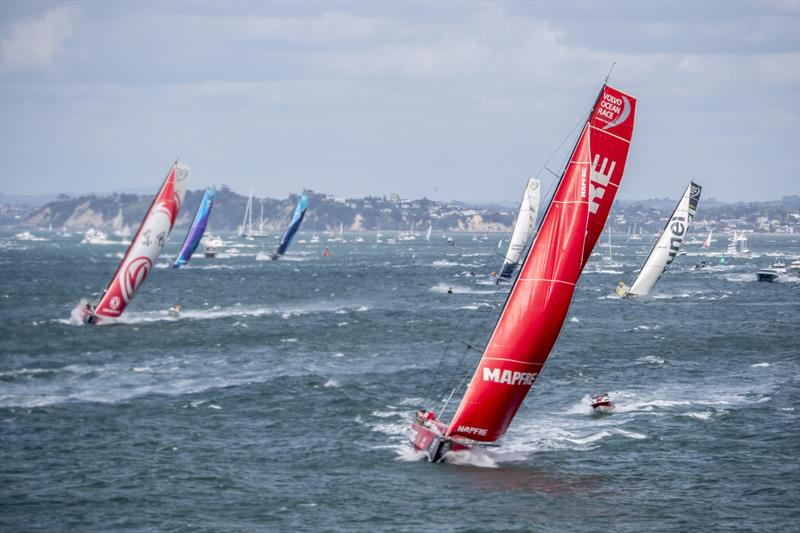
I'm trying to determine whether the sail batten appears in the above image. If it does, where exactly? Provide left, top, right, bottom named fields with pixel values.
left=446, top=85, right=636, bottom=443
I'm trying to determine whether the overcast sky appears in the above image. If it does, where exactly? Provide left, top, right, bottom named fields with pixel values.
left=1, top=1, right=798, bottom=203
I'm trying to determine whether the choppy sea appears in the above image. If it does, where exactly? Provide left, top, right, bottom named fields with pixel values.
left=1, top=230, right=798, bottom=532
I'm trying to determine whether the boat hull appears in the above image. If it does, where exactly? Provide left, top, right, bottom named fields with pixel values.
left=756, top=270, right=779, bottom=282
left=71, top=303, right=107, bottom=326
left=409, top=421, right=470, bottom=463
left=591, top=402, right=615, bottom=415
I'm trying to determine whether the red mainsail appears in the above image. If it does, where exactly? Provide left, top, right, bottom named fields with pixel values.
left=446, top=85, right=636, bottom=442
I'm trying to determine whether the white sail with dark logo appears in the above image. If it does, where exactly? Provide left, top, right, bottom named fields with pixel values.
left=497, top=178, right=540, bottom=280
left=627, top=182, right=701, bottom=297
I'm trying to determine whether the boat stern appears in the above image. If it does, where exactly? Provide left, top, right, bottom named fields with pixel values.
left=409, top=421, right=451, bottom=463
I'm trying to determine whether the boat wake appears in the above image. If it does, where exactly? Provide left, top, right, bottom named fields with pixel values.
left=430, top=283, right=495, bottom=295
left=63, top=301, right=371, bottom=326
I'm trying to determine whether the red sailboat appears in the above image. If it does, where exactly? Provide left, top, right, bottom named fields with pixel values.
left=410, top=83, right=637, bottom=462
left=73, top=161, right=189, bottom=325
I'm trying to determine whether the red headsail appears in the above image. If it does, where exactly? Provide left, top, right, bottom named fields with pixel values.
left=446, top=85, right=636, bottom=442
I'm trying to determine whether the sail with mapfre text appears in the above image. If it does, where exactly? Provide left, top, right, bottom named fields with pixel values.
left=446, top=85, right=636, bottom=442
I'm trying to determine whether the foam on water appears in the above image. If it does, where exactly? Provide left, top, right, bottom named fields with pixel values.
left=430, top=283, right=495, bottom=295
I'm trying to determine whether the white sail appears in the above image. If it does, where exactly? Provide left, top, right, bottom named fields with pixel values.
left=703, top=229, right=712, bottom=248
left=240, top=191, right=253, bottom=237
left=498, top=178, right=540, bottom=279
left=425, top=224, right=432, bottom=241
left=628, top=182, right=701, bottom=297
left=726, top=232, right=738, bottom=255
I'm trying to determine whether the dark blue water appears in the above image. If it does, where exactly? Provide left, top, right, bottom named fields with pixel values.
left=1, top=231, right=798, bottom=532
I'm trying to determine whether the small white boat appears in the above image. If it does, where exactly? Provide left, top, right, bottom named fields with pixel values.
left=168, top=304, right=182, bottom=316
left=204, top=246, right=217, bottom=258
left=81, top=228, right=112, bottom=245
left=756, top=268, right=780, bottom=282
left=14, top=231, right=46, bottom=241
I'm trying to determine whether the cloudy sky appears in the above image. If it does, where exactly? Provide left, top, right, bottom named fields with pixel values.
left=1, top=1, right=798, bottom=203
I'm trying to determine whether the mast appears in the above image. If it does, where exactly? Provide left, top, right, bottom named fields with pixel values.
left=445, top=84, right=636, bottom=443
left=248, top=192, right=253, bottom=235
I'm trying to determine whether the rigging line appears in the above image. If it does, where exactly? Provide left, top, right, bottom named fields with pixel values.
left=451, top=337, right=484, bottom=353
left=423, top=334, right=456, bottom=409
left=533, top=109, right=590, bottom=183
left=424, top=236, right=506, bottom=406
left=435, top=342, right=477, bottom=415
left=605, top=62, right=616, bottom=84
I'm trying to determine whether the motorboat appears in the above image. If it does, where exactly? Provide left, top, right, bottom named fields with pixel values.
left=591, top=392, right=615, bottom=414
left=756, top=268, right=780, bottom=282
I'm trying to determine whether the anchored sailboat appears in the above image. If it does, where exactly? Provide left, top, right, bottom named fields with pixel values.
left=73, top=161, right=190, bottom=325
left=496, top=178, right=540, bottom=282
left=174, top=188, right=215, bottom=268
left=617, top=182, right=701, bottom=298
left=270, top=194, right=309, bottom=260
left=410, top=82, right=637, bottom=462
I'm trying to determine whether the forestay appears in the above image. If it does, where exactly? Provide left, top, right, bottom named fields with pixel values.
left=446, top=85, right=636, bottom=442
left=628, top=182, right=701, bottom=297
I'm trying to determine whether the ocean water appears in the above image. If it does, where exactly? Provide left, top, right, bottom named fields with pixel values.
left=1, top=231, right=798, bottom=532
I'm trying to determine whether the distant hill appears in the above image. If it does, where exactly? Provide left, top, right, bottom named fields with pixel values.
left=6, top=188, right=799, bottom=236
left=16, top=187, right=517, bottom=233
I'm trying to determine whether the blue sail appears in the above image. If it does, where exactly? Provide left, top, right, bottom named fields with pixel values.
left=174, top=188, right=215, bottom=268
left=272, top=194, right=309, bottom=259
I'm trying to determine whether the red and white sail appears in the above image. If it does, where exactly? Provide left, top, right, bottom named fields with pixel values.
left=703, top=229, right=712, bottom=248
left=89, top=161, right=189, bottom=322
left=446, top=85, right=636, bottom=442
